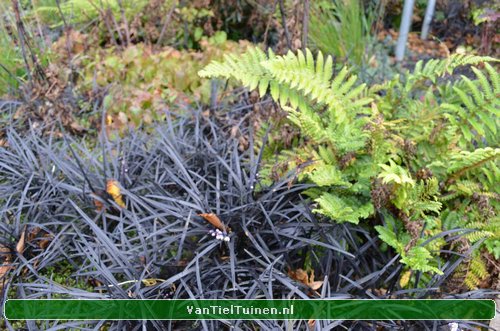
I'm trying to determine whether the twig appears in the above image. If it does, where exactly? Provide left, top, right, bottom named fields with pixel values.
left=263, top=0, right=277, bottom=47
left=156, top=0, right=177, bottom=47
left=182, top=19, right=189, bottom=49
left=102, top=11, right=119, bottom=47
left=54, top=0, right=69, bottom=29
left=108, top=8, right=125, bottom=46
left=11, top=0, right=32, bottom=82
left=302, top=0, right=309, bottom=52
left=92, top=0, right=119, bottom=47
left=31, top=0, right=48, bottom=50
left=117, top=0, right=131, bottom=46
left=278, top=0, right=292, bottom=50
left=54, top=0, right=74, bottom=67
left=210, top=79, right=218, bottom=114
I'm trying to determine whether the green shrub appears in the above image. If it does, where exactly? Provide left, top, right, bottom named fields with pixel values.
left=199, top=47, right=499, bottom=287
left=79, top=38, right=251, bottom=130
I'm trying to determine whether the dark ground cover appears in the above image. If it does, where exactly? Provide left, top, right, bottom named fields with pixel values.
left=0, top=108, right=496, bottom=330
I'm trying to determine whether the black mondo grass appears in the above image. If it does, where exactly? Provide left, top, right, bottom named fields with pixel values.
left=0, top=111, right=496, bottom=331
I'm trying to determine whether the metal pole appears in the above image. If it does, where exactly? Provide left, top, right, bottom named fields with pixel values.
left=421, top=0, right=436, bottom=40
left=395, top=0, right=415, bottom=61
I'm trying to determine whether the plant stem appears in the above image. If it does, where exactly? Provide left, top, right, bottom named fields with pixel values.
left=278, top=0, right=292, bottom=50
left=302, top=0, right=310, bottom=52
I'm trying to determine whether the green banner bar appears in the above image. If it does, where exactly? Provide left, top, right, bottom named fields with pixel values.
left=3, top=299, right=495, bottom=320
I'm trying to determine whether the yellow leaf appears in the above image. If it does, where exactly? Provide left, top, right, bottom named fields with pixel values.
left=400, top=270, right=411, bottom=288
left=106, top=179, right=126, bottom=208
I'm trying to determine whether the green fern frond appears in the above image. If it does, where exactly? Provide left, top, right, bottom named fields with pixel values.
left=464, top=230, right=494, bottom=242
left=441, top=63, right=500, bottom=146
left=447, top=147, right=499, bottom=178
left=401, top=246, right=443, bottom=274
left=448, top=180, right=482, bottom=196
left=308, top=164, right=351, bottom=187
left=313, top=192, right=373, bottom=224
left=463, top=255, right=489, bottom=290
left=412, top=54, right=498, bottom=83
left=375, top=225, right=405, bottom=253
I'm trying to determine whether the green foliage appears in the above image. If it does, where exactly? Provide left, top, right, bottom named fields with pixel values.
left=0, top=25, right=23, bottom=95
left=201, top=47, right=374, bottom=225
left=0, top=2, right=25, bottom=95
left=452, top=254, right=490, bottom=290
left=200, top=47, right=499, bottom=279
left=33, top=0, right=148, bottom=27
left=81, top=39, right=250, bottom=130
left=177, top=6, right=216, bottom=49
left=440, top=64, right=499, bottom=147
left=308, top=0, right=373, bottom=66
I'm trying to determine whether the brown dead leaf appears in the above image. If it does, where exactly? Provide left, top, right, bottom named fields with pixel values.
left=0, top=244, right=10, bottom=257
left=0, top=250, right=15, bottom=291
left=94, top=194, right=105, bottom=212
left=0, top=264, right=14, bottom=279
left=16, top=225, right=26, bottom=255
left=230, top=126, right=239, bottom=138
left=198, top=213, right=228, bottom=232
left=39, top=234, right=54, bottom=250
left=289, top=268, right=308, bottom=284
left=27, top=226, right=41, bottom=242
left=309, top=280, right=324, bottom=291
left=288, top=268, right=324, bottom=291
left=238, top=136, right=249, bottom=151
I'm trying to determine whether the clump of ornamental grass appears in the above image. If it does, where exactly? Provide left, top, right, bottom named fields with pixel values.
left=0, top=110, right=495, bottom=331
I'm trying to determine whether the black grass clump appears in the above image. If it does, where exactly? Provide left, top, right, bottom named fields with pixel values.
left=0, top=111, right=496, bottom=330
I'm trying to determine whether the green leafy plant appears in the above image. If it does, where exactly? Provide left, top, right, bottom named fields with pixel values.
left=309, top=0, right=373, bottom=66
left=0, top=2, right=25, bottom=95
left=199, top=47, right=499, bottom=284
left=80, top=39, right=250, bottom=130
left=33, top=0, right=148, bottom=27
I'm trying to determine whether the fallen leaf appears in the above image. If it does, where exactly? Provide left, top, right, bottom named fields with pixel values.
left=94, top=194, right=105, bottom=212
left=309, top=281, right=324, bottom=291
left=399, top=270, right=411, bottom=288
left=106, top=179, right=126, bottom=208
left=198, top=213, right=228, bottom=232
left=288, top=268, right=324, bottom=291
left=288, top=268, right=308, bottom=284
left=39, top=234, right=54, bottom=250
left=16, top=225, right=27, bottom=255
left=0, top=251, right=14, bottom=291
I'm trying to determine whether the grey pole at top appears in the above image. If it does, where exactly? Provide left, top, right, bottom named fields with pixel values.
left=395, top=0, right=415, bottom=61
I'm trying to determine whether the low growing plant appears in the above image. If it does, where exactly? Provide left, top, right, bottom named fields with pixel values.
left=78, top=38, right=251, bottom=131
left=3, top=111, right=484, bottom=330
